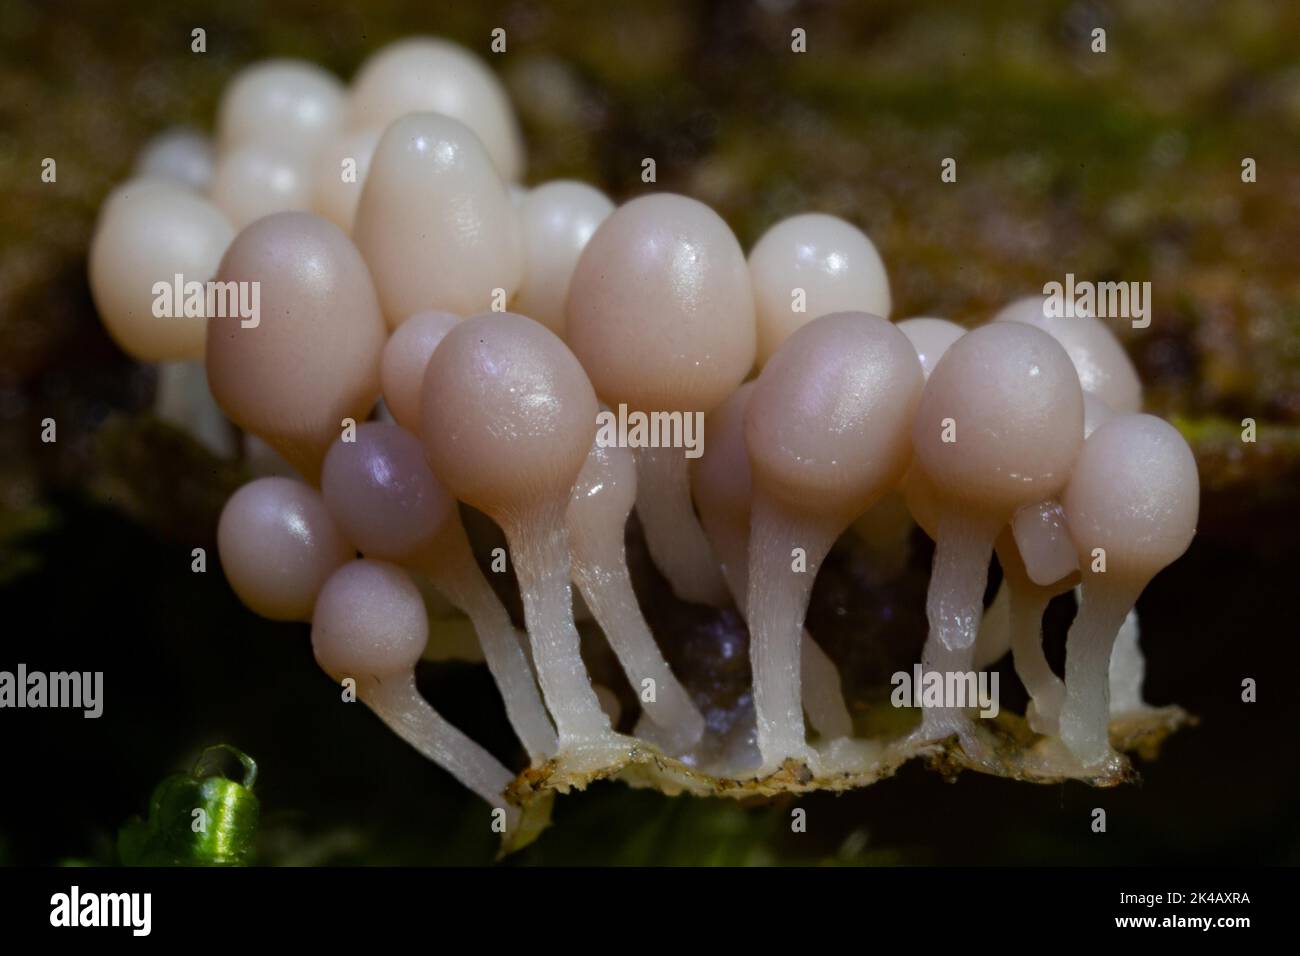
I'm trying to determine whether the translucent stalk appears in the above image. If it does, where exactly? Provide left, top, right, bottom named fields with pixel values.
left=500, top=500, right=616, bottom=753
left=413, top=519, right=557, bottom=764
left=973, top=581, right=1011, bottom=670
left=1107, top=606, right=1146, bottom=715
left=916, top=508, right=999, bottom=751
left=746, top=492, right=840, bottom=772
left=1058, top=580, right=1139, bottom=768
left=365, top=673, right=519, bottom=831
left=1007, top=581, right=1064, bottom=735
left=569, top=516, right=704, bottom=753
left=635, top=445, right=729, bottom=606
left=709, top=514, right=852, bottom=741
left=799, top=636, right=853, bottom=740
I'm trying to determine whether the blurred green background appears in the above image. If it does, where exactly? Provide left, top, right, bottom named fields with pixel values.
left=1, top=0, right=1298, bottom=865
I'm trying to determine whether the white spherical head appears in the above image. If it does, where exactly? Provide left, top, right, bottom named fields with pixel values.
left=1063, top=413, right=1198, bottom=582
left=571, top=436, right=638, bottom=524
left=990, top=295, right=1059, bottom=326
left=513, top=181, right=615, bottom=336
left=216, top=59, right=344, bottom=155
left=994, top=294, right=1142, bottom=413
left=353, top=112, right=522, bottom=326
left=566, top=193, right=756, bottom=414
left=133, top=128, right=214, bottom=192
left=89, top=184, right=234, bottom=361
left=210, top=144, right=313, bottom=230
left=1010, top=499, right=1079, bottom=587
left=310, top=129, right=380, bottom=232
left=748, top=213, right=891, bottom=366
left=1083, top=392, right=1117, bottom=438
left=97, top=178, right=192, bottom=227
left=346, top=37, right=524, bottom=181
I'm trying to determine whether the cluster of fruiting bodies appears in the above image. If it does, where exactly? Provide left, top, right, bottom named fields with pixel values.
left=88, top=37, right=1197, bottom=846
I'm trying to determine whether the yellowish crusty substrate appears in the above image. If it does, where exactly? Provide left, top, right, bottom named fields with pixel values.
left=500, top=705, right=1193, bottom=854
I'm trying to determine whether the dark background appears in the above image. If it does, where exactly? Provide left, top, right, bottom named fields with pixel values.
left=1, top=0, right=1298, bottom=865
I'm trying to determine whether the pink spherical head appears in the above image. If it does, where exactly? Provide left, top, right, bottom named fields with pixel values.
left=320, top=422, right=458, bottom=562
left=206, top=212, right=387, bottom=482
left=420, top=312, right=598, bottom=511
left=746, top=312, right=923, bottom=520
left=380, top=310, right=461, bottom=433
left=913, top=321, right=1084, bottom=516
left=217, top=477, right=354, bottom=621
left=311, top=560, right=428, bottom=681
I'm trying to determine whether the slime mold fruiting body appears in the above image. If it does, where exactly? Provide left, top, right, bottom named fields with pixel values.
left=1058, top=414, right=1198, bottom=769
left=216, top=59, right=345, bottom=156
left=133, top=127, right=215, bottom=193
left=748, top=213, right=892, bottom=367
left=354, top=112, right=522, bottom=324
left=206, top=211, right=387, bottom=483
left=514, top=181, right=615, bottom=336
left=90, top=183, right=233, bottom=362
left=692, top=382, right=854, bottom=750
left=378, top=310, right=461, bottom=433
left=216, top=476, right=353, bottom=622
left=345, top=37, right=524, bottom=181
left=744, top=312, right=921, bottom=773
left=567, top=193, right=756, bottom=607
left=311, top=559, right=522, bottom=831
left=909, top=322, right=1084, bottom=760
left=420, top=313, right=626, bottom=767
